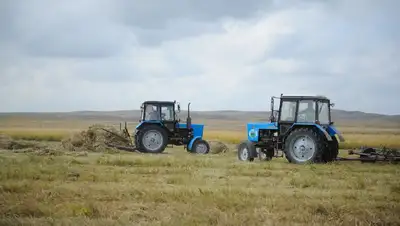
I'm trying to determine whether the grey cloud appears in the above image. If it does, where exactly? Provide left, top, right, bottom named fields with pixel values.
left=4, top=0, right=133, bottom=58
left=0, top=0, right=18, bottom=41
left=262, top=0, right=400, bottom=80
left=1, top=0, right=271, bottom=58
left=117, top=0, right=269, bottom=29
left=132, top=19, right=223, bottom=46
left=0, top=0, right=399, bottom=114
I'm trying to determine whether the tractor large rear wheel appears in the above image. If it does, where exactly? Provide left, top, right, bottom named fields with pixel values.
left=136, top=125, right=168, bottom=153
left=323, top=137, right=339, bottom=162
left=284, top=127, right=324, bottom=164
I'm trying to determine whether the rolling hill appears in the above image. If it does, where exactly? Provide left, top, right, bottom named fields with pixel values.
left=0, top=109, right=399, bottom=128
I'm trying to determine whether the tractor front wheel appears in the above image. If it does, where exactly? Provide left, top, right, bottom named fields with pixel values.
left=237, top=141, right=256, bottom=162
left=191, top=139, right=210, bottom=154
left=136, top=124, right=168, bottom=154
left=284, top=127, right=324, bottom=164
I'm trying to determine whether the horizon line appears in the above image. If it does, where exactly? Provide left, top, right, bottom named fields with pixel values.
left=0, top=108, right=398, bottom=117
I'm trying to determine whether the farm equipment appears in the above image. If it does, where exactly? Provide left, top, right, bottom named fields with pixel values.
left=103, top=100, right=210, bottom=154
left=237, top=94, right=345, bottom=164
left=338, top=146, right=400, bottom=163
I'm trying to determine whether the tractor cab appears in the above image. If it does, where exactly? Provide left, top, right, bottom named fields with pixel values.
left=140, top=100, right=182, bottom=132
left=276, top=95, right=333, bottom=135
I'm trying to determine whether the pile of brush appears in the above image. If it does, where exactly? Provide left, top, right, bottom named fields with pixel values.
left=61, top=124, right=131, bottom=152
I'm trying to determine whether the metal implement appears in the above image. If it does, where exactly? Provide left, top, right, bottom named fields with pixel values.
left=337, top=146, right=400, bottom=163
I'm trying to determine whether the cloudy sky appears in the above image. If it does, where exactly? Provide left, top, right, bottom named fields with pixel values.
left=1, top=0, right=399, bottom=114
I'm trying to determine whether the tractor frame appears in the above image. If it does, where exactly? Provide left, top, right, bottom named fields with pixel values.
left=238, top=94, right=345, bottom=164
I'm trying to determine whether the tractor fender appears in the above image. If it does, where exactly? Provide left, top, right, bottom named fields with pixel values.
left=326, top=125, right=345, bottom=142
left=188, top=136, right=202, bottom=151
left=289, top=123, right=332, bottom=141
left=135, top=121, right=164, bottom=130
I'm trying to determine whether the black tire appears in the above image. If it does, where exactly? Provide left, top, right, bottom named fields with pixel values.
left=284, top=127, right=325, bottom=164
left=135, top=124, right=168, bottom=153
left=191, top=139, right=210, bottom=154
left=259, top=148, right=274, bottom=161
left=237, top=141, right=256, bottom=162
left=323, top=136, right=339, bottom=162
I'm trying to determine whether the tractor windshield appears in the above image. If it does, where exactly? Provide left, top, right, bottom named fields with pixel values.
left=317, top=101, right=330, bottom=124
left=280, top=101, right=296, bottom=121
left=144, top=104, right=160, bottom=120
left=297, top=100, right=316, bottom=122
left=161, top=105, right=174, bottom=121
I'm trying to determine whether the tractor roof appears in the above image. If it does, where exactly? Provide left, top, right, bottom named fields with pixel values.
left=142, top=100, right=175, bottom=105
left=281, top=95, right=330, bottom=101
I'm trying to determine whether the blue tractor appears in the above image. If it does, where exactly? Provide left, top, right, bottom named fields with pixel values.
left=237, top=94, right=345, bottom=164
left=130, top=100, right=210, bottom=154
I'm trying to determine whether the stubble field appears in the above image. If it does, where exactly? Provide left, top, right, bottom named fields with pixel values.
left=0, top=117, right=400, bottom=225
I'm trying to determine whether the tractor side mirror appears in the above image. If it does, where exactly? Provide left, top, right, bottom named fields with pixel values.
left=177, top=104, right=181, bottom=113
left=330, top=103, right=335, bottom=108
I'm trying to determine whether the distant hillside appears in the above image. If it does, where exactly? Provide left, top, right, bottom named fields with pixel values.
left=0, top=109, right=399, bottom=127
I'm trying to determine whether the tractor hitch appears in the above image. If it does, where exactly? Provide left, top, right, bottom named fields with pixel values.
left=104, top=142, right=140, bottom=153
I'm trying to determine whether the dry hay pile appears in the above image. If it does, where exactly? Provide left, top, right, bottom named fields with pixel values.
left=0, top=134, right=43, bottom=150
left=208, top=140, right=230, bottom=154
left=61, top=124, right=131, bottom=152
left=0, top=134, right=62, bottom=156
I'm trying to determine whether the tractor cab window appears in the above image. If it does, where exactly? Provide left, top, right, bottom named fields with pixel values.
left=297, top=100, right=316, bottom=122
left=317, top=101, right=330, bottom=124
left=161, top=105, right=174, bottom=121
left=145, top=104, right=160, bottom=120
left=280, top=101, right=296, bottom=121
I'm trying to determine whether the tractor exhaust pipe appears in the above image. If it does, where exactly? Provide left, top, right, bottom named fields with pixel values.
left=187, top=102, right=192, bottom=130
left=270, top=97, right=275, bottom=122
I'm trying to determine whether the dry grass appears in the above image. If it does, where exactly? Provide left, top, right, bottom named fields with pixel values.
left=2, top=127, right=400, bottom=149
left=0, top=128, right=71, bottom=141
left=0, top=117, right=400, bottom=225
left=0, top=148, right=399, bottom=225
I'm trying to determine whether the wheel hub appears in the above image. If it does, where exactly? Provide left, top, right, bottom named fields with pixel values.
left=240, top=148, right=248, bottom=160
left=291, top=135, right=316, bottom=162
left=195, top=143, right=208, bottom=154
left=142, top=130, right=163, bottom=151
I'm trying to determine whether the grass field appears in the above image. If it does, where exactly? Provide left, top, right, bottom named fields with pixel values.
left=0, top=118, right=400, bottom=225
left=0, top=148, right=399, bottom=225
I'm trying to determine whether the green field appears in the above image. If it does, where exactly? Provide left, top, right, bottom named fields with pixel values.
left=0, top=116, right=400, bottom=225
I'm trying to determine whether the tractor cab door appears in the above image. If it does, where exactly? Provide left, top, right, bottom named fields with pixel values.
left=278, top=100, right=297, bottom=136
left=160, top=105, right=176, bottom=132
